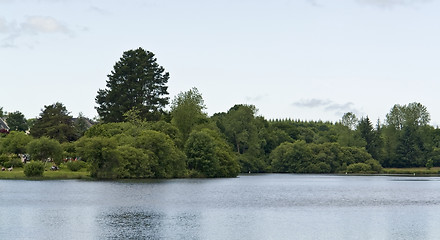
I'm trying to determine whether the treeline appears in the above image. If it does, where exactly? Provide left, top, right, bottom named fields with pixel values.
left=1, top=48, right=438, bottom=178
left=3, top=100, right=436, bottom=178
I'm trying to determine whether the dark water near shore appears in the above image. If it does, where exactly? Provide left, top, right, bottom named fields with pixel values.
left=1, top=174, right=440, bottom=239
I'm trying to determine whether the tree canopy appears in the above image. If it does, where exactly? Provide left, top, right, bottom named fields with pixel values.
left=6, top=111, right=28, bottom=132
left=95, top=47, right=170, bottom=122
left=30, top=102, right=77, bottom=143
left=171, top=87, right=207, bottom=142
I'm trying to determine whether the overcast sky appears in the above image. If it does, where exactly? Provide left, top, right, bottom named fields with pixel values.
left=1, top=0, right=439, bottom=125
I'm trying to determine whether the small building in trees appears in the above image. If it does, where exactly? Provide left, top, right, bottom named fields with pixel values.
left=0, top=118, right=9, bottom=131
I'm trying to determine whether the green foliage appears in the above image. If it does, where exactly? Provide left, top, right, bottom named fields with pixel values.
left=171, top=87, right=208, bottom=142
left=27, top=137, right=63, bottom=165
left=214, top=104, right=268, bottom=172
left=24, top=161, right=45, bottom=177
left=96, top=47, right=170, bottom=122
left=365, top=159, right=383, bottom=173
left=346, top=163, right=371, bottom=173
left=270, top=140, right=378, bottom=173
left=61, top=142, right=76, bottom=159
left=341, top=112, right=358, bottom=130
left=270, top=141, right=313, bottom=173
left=6, top=111, right=28, bottom=132
left=426, top=158, right=434, bottom=169
left=66, top=161, right=86, bottom=171
left=0, top=154, right=10, bottom=166
left=185, top=129, right=239, bottom=177
left=30, top=102, right=77, bottom=143
left=116, top=145, right=154, bottom=178
left=357, top=117, right=383, bottom=161
left=134, top=130, right=186, bottom=178
left=386, top=102, right=430, bottom=130
left=74, top=112, right=92, bottom=138
left=75, top=137, right=118, bottom=178
left=0, top=131, right=32, bottom=155
left=3, top=157, right=24, bottom=168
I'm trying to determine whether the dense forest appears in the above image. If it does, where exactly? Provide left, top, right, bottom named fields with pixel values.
left=1, top=48, right=439, bottom=178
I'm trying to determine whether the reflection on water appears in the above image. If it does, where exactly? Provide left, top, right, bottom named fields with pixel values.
left=1, top=175, right=440, bottom=239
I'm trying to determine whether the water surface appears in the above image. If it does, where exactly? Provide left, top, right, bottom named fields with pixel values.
left=1, top=174, right=440, bottom=239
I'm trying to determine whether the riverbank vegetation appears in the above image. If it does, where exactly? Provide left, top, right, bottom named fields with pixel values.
left=1, top=47, right=440, bottom=179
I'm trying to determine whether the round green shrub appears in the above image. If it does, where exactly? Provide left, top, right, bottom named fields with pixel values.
left=24, top=161, right=45, bottom=177
left=346, top=162, right=372, bottom=173
left=66, top=161, right=86, bottom=172
left=0, top=154, right=11, bottom=166
left=365, top=159, right=383, bottom=173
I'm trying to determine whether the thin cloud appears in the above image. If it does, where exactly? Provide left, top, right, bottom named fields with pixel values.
left=325, top=102, right=354, bottom=111
left=0, top=17, right=9, bottom=32
left=245, top=94, right=268, bottom=102
left=293, top=98, right=331, bottom=108
left=0, top=15, right=72, bottom=48
left=356, top=0, right=431, bottom=8
left=293, top=98, right=361, bottom=117
left=89, top=5, right=111, bottom=15
left=306, top=0, right=431, bottom=8
left=21, top=16, right=69, bottom=34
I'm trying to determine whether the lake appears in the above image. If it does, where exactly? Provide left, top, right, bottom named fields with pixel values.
left=1, top=174, right=440, bottom=239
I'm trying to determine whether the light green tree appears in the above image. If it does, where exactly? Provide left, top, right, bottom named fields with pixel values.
left=27, top=137, right=63, bottom=165
left=171, top=87, right=207, bottom=143
left=0, top=131, right=32, bottom=155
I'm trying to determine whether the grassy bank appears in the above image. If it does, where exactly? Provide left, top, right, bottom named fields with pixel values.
left=382, top=167, right=440, bottom=175
left=1, top=167, right=439, bottom=180
left=0, top=166, right=91, bottom=180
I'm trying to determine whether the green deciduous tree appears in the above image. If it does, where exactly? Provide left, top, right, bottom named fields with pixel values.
left=171, top=87, right=208, bottom=143
left=214, top=104, right=267, bottom=172
left=185, top=129, right=239, bottom=177
left=27, top=137, right=63, bottom=165
left=30, top=102, right=77, bottom=143
left=117, top=145, right=154, bottom=178
left=76, top=136, right=119, bottom=178
left=96, top=47, right=170, bottom=122
left=0, top=131, right=32, bottom=155
left=384, top=102, right=431, bottom=167
left=134, top=130, right=186, bottom=178
left=341, top=112, right=358, bottom=130
left=386, top=102, right=430, bottom=130
left=270, top=141, right=313, bottom=173
left=6, top=111, right=28, bottom=132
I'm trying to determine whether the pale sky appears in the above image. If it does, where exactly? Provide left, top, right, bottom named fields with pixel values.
left=1, top=0, right=440, bottom=125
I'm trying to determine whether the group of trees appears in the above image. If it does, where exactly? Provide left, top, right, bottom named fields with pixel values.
left=1, top=47, right=439, bottom=179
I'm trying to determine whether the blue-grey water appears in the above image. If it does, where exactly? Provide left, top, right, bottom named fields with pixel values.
left=1, top=174, right=440, bottom=240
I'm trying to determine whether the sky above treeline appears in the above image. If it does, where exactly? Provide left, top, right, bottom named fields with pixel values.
left=1, top=0, right=440, bottom=125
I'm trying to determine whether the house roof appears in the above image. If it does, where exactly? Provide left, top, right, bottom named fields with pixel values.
left=0, top=118, right=9, bottom=130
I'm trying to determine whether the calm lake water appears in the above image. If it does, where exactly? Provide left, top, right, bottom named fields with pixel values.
left=1, top=174, right=440, bottom=239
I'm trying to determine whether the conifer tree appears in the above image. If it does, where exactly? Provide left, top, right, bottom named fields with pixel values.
left=96, top=47, right=170, bottom=122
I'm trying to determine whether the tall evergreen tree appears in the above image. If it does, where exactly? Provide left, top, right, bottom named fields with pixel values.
left=358, top=116, right=383, bottom=161
left=95, top=47, right=170, bottom=122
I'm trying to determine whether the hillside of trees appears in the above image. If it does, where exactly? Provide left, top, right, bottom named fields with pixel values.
left=1, top=48, right=439, bottom=178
